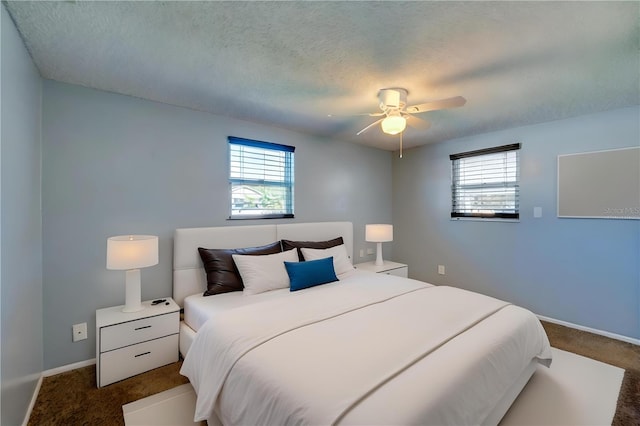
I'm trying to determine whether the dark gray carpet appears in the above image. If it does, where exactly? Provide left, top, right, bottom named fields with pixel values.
left=27, top=361, right=188, bottom=426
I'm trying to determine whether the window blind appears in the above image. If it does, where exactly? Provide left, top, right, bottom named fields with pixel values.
left=450, top=143, right=520, bottom=219
left=229, top=136, right=295, bottom=219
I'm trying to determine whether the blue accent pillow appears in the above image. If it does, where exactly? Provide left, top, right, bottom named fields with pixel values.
left=284, top=257, right=338, bottom=292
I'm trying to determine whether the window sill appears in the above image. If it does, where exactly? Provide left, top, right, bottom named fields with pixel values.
left=228, top=214, right=295, bottom=220
left=451, top=217, right=519, bottom=223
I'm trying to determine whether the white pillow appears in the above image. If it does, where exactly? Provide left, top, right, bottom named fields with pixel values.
left=300, top=244, right=354, bottom=276
left=233, top=249, right=299, bottom=295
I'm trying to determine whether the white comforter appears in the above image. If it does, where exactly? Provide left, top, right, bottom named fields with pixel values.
left=181, top=273, right=552, bottom=425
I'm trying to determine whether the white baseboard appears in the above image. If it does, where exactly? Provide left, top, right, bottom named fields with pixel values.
left=42, top=358, right=96, bottom=377
left=21, top=374, right=43, bottom=426
left=537, top=314, right=640, bottom=346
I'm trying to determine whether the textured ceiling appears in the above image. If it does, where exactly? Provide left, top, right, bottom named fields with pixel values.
left=5, top=1, right=639, bottom=151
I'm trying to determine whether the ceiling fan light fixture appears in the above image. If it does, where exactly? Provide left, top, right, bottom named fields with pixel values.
left=381, top=114, right=406, bottom=135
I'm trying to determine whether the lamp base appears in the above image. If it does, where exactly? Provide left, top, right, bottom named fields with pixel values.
left=122, top=269, right=144, bottom=313
left=374, top=242, right=384, bottom=266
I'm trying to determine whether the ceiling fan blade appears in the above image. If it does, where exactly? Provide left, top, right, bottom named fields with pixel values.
left=404, top=114, right=431, bottom=130
left=405, top=96, right=467, bottom=114
left=328, top=112, right=385, bottom=118
left=356, top=118, right=384, bottom=136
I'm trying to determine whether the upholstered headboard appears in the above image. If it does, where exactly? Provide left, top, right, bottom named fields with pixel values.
left=173, top=221, right=353, bottom=306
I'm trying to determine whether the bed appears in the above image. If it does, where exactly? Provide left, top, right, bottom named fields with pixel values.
left=174, top=221, right=552, bottom=425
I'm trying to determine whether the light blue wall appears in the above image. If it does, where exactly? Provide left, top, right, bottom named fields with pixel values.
left=41, top=80, right=393, bottom=369
left=392, top=106, right=640, bottom=339
left=9, top=14, right=637, bottom=376
left=1, top=5, right=44, bottom=425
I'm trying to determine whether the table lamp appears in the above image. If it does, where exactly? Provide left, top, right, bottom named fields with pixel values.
left=107, top=235, right=158, bottom=312
left=365, top=224, right=393, bottom=266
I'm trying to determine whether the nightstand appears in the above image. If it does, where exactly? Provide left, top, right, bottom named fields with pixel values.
left=96, top=298, right=180, bottom=387
left=355, top=260, right=408, bottom=278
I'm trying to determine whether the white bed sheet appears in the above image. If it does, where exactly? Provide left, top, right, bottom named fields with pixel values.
left=183, top=269, right=366, bottom=332
left=184, top=288, right=288, bottom=332
left=181, top=272, right=552, bottom=425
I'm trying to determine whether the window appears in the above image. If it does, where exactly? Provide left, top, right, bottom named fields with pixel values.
left=450, top=143, right=520, bottom=220
left=229, top=136, right=295, bottom=219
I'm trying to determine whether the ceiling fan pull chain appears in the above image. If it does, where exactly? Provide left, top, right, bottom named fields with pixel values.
left=399, top=132, right=403, bottom=158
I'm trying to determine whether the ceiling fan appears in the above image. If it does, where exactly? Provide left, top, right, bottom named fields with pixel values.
left=352, top=88, right=467, bottom=137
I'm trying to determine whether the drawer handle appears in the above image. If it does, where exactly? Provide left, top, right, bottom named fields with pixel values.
left=134, top=325, right=152, bottom=331
left=135, top=351, right=151, bottom=358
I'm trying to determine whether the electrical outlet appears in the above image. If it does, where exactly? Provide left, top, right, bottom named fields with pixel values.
left=359, top=249, right=364, bottom=258
left=72, top=323, right=87, bottom=342
left=438, top=265, right=446, bottom=275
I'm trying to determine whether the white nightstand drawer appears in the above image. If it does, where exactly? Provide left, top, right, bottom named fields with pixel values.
left=100, top=334, right=179, bottom=386
left=384, top=267, right=408, bottom=278
left=101, top=311, right=179, bottom=352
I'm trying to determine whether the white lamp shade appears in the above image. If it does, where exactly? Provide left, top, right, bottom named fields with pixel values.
left=381, top=115, right=406, bottom=135
left=107, top=235, right=158, bottom=270
left=365, top=224, right=393, bottom=243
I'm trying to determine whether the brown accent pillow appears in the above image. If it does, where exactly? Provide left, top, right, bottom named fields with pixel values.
left=281, top=237, right=344, bottom=261
left=198, top=241, right=282, bottom=296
